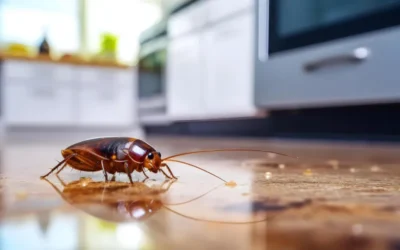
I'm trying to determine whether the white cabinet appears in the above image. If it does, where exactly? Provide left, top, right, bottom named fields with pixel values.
left=1, top=60, right=137, bottom=128
left=77, top=68, right=135, bottom=126
left=204, top=11, right=256, bottom=115
left=207, top=0, right=254, bottom=23
left=2, top=61, right=76, bottom=126
left=4, top=82, right=76, bottom=126
left=166, top=32, right=207, bottom=118
left=168, top=0, right=209, bottom=38
left=166, top=2, right=257, bottom=120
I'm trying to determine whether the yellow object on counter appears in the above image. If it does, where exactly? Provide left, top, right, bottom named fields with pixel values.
left=5, top=43, right=30, bottom=56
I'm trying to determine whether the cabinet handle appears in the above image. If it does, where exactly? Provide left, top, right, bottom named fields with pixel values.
left=303, top=47, right=370, bottom=72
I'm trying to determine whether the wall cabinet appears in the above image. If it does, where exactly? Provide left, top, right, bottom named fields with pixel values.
left=1, top=60, right=136, bottom=127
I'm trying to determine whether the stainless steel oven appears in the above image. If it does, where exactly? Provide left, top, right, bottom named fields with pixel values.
left=268, top=0, right=400, bottom=55
left=255, top=0, right=400, bottom=109
left=137, top=19, right=170, bottom=125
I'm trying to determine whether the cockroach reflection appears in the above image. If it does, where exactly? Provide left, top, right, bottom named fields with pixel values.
left=40, top=137, right=295, bottom=184
left=42, top=176, right=268, bottom=224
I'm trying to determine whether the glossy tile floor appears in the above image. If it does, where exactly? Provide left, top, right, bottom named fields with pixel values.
left=1, top=135, right=400, bottom=250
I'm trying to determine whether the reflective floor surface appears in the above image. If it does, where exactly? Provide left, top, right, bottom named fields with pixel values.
left=1, top=135, right=400, bottom=250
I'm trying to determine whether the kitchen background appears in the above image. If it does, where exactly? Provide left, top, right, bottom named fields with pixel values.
left=1, top=0, right=400, bottom=142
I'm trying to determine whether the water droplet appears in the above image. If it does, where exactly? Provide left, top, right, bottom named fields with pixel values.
left=265, top=172, right=272, bottom=180
left=278, top=164, right=285, bottom=169
left=267, top=153, right=276, bottom=159
left=303, top=169, right=312, bottom=176
left=349, top=168, right=357, bottom=173
left=225, top=181, right=237, bottom=187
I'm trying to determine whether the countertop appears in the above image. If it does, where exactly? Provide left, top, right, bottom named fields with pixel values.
left=1, top=135, right=400, bottom=250
left=0, top=53, right=131, bottom=69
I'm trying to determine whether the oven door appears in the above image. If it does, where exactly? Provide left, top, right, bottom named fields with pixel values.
left=254, top=0, right=400, bottom=109
left=268, top=0, right=400, bottom=55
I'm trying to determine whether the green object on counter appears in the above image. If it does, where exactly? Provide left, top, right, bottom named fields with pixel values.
left=100, top=33, right=118, bottom=55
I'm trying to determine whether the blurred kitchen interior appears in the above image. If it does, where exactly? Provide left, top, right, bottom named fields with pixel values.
left=1, top=0, right=400, bottom=143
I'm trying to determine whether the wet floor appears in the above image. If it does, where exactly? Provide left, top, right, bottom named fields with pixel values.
left=1, top=135, right=400, bottom=250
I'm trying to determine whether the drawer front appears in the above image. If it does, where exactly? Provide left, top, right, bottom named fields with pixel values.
left=168, top=1, right=209, bottom=38
left=3, top=60, right=75, bottom=84
left=3, top=82, right=75, bottom=125
left=76, top=68, right=134, bottom=126
left=255, top=27, right=400, bottom=109
left=2, top=60, right=38, bottom=80
left=77, top=81, right=134, bottom=126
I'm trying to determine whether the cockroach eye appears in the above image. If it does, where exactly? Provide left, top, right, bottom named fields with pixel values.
left=148, top=153, right=154, bottom=160
left=157, top=152, right=161, bottom=157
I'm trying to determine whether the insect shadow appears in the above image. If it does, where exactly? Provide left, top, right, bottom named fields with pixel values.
left=40, top=136, right=296, bottom=184
left=42, top=176, right=270, bottom=224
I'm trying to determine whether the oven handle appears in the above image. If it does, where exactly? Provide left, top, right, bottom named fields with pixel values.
left=303, top=47, right=370, bottom=72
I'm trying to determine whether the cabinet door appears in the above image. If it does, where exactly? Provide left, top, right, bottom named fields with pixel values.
left=168, top=1, right=209, bottom=39
left=77, top=68, right=134, bottom=126
left=204, top=12, right=256, bottom=115
left=3, top=81, right=75, bottom=126
left=2, top=61, right=76, bottom=126
left=166, top=32, right=207, bottom=119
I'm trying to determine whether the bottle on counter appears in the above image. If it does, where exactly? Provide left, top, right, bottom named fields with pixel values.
left=38, top=31, right=51, bottom=55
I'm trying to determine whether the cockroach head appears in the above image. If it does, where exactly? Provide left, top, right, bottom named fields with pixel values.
left=143, top=151, right=162, bottom=173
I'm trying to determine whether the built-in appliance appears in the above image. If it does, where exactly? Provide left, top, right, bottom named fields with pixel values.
left=137, top=18, right=170, bottom=125
left=269, top=0, right=400, bottom=55
left=255, top=0, right=400, bottom=109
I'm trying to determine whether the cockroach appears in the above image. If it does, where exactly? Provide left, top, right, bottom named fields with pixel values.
left=43, top=176, right=269, bottom=224
left=40, top=137, right=294, bottom=184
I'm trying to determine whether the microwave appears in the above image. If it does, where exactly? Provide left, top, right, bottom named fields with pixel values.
left=255, top=0, right=400, bottom=109
left=137, top=19, right=170, bottom=125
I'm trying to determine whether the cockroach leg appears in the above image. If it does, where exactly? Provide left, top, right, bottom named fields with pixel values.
left=161, top=163, right=178, bottom=179
left=41, top=178, right=63, bottom=197
left=124, top=162, right=134, bottom=184
left=159, top=179, right=171, bottom=190
left=142, top=169, right=150, bottom=179
left=40, top=153, right=77, bottom=179
left=55, top=174, right=67, bottom=187
left=100, top=160, right=108, bottom=182
left=160, top=168, right=172, bottom=179
left=161, top=179, right=176, bottom=192
left=55, top=161, right=68, bottom=175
